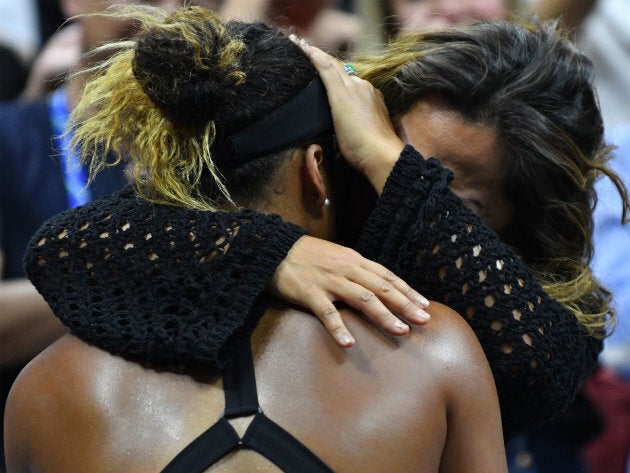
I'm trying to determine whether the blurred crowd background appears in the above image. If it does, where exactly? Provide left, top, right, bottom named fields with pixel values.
left=0, top=1, right=628, bottom=472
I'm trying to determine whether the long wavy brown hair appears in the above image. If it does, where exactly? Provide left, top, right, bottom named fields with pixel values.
left=355, top=20, right=630, bottom=337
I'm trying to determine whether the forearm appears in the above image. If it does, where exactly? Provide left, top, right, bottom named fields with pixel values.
left=0, top=278, right=66, bottom=366
left=359, top=141, right=404, bottom=195
left=356, top=145, right=600, bottom=435
left=24, top=188, right=306, bottom=369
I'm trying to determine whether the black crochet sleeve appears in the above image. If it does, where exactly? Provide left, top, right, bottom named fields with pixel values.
left=356, top=146, right=601, bottom=438
left=24, top=187, right=306, bottom=369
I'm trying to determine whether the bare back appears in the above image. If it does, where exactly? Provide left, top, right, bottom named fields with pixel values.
left=5, top=302, right=506, bottom=473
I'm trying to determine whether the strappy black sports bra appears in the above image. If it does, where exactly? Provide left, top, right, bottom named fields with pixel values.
left=160, top=343, right=334, bottom=472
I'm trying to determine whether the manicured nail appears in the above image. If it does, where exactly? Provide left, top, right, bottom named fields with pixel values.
left=340, top=334, right=354, bottom=345
left=395, top=320, right=409, bottom=332
left=415, top=309, right=430, bottom=322
left=416, top=294, right=430, bottom=308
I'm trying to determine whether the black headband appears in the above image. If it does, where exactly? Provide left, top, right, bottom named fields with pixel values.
left=211, top=76, right=334, bottom=166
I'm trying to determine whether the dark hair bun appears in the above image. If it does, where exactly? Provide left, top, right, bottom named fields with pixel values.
left=132, top=7, right=246, bottom=126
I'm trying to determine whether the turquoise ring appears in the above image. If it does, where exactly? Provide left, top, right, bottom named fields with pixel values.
left=343, top=63, right=357, bottom=76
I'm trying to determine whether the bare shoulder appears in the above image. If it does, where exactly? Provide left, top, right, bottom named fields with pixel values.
left=9, top=334, right=97, bottom=394
left=415, top=308, right=506, bottom=472
left=398, top=301, right=498, bottom=400
left=4, top=335, right=109, bottom=472
left=5, top=335, right=210, bottom=473
left=9, top=334, right=110, bottom=393
left=6, top=335, right=115, bottom=431
left=409, top=301, right=490, bottom=366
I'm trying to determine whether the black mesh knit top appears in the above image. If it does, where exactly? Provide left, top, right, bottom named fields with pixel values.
left=25, top=146, right=601, bottom=439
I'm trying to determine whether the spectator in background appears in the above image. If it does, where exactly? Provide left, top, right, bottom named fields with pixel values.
left=20, top=22, right=83, bottom=100
left=593, top=124, right=630, bottom=377
left=0, top=0, right=66, bottom=85
left=219, top=0, right=360, bottom=54
left=383, top=0, right=513, bottom=36
left=579, top=123, right=630, bottom=473
left=0, top=44, right=28, bottom=100
left=534, top=0, right=630, bottom=129
left=0, top=0, right=46, bottom=64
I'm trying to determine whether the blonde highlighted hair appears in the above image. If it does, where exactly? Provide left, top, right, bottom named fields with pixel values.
left=71, top=5, right=320, bottom=211
left=69, top=6, right=246, bottom=210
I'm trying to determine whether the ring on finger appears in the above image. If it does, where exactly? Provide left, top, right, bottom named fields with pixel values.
left=343, top=63, right=358, bottom=76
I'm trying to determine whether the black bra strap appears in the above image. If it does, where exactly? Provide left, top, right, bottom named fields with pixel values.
left=243, top=414, right=335, bottom=473
left=223, top=342, right=260, bottom=417
left=160, top=417, right=239, bottom=473
left=161, top=341, right=334, bottom=472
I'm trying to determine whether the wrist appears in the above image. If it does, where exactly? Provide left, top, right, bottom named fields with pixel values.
left=361, top=141, right=405, bottom=194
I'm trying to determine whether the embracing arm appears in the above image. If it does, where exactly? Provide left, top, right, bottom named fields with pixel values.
left=24, top=147, right=600, bottom=437
left=356, top=146, right=601, bottom=437
left=25, top=187, right=427, bottom=369
left=25, top=187, right=305, bottom=368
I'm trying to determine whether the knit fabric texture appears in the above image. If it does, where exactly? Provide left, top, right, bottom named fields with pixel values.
left=25, top=146, right=601, bottom=438
left=356, top=146, right=602, bottom=438
left=25, top=187, right=306, bottom=369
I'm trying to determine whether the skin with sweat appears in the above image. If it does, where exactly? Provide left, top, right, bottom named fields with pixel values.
left=5, top=302, right=505, bottom=473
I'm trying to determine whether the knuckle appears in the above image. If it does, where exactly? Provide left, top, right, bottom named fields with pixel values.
left=375, top=310, right=395, bottom=324
left=401, top=300, right=414, bottom=314
left=360, top=290, right=375, bottom=303
left=342, top=247, right=361, bottom=261
left=384, top=270, right=398, bottom=282
left=319, top=304, right=338, bottom=322
left=380, top=280, right=393, bottom=293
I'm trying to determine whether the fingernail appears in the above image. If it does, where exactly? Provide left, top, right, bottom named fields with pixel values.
left=395, top=320, right=409, bottom=332
left=416, top=294, right=430, bottom=308
left=340, top=334, right=354, bottom=345
left=415, top=309, right=430, bottom=322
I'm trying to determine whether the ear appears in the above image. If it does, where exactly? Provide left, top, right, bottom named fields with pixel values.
left=302, top=143, right=328, bottom=211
